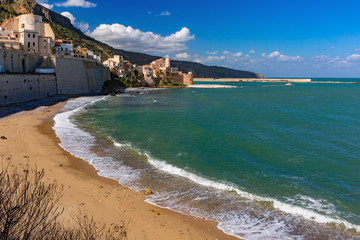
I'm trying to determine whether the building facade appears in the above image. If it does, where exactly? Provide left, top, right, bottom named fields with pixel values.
left=0, top=14, right=55, bottom=55
left=73, top=46, right=88, bottom=59
left=55, top=39, right=74, bottom=56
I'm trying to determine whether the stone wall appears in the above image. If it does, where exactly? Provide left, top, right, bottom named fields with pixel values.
left=52, top=56, right=110, bottom=95
left=0, top=50, right=110, bottom=105
left=0, top=48, right=44, bottom=73
left=168, top=73, right=194, bottom=85
left=0, top=74, right=57, bottom=105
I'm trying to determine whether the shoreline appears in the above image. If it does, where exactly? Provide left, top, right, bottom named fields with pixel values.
left=0, top=99, right=240, bottom=240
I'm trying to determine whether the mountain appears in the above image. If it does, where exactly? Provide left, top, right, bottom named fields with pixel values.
left=0, top=0, right=263, bottom=78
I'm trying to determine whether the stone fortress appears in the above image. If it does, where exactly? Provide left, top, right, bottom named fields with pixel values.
left=0, top=14, right=110, bottom=105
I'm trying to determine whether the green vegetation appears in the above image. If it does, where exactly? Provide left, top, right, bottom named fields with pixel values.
left=0, top=3, right=18, bottom=24
left=162, top=82, right=187, bottom=87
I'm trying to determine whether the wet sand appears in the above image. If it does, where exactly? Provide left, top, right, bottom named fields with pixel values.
left=0, top=99, right=240, bottom=240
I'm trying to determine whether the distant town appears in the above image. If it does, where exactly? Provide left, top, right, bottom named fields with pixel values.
left=0, top=13, right=194, bottom=87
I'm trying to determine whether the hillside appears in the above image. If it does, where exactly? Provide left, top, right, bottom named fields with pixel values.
left=0, top=0, right=263, bottom=78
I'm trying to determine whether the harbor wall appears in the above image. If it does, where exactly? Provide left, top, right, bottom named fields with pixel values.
left=194, top=78, right=311, bottom=83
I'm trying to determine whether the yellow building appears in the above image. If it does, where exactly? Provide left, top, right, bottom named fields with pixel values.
left=0, top=14, right=55, bottom=55
left=73, top=46, right=88, bottom=59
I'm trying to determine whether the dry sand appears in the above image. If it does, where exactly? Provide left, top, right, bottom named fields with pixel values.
left=0, top=100, right=240, bottom=240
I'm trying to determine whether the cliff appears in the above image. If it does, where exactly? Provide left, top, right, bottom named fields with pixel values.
left=0, top=0, right=263, bottom=78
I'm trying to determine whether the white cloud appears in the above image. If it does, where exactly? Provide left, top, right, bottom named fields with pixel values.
left=175, top=52, right=191, bottom=60
left=205, top=51, right=218, bottom=55
left=233, top=52, right=243, bottom=57
left=268, top=51, right=281, bottom=58
left=262, top=51, right=303, bottom=62
left=223, top=51, right=230, bottom=55
left=346, top=54, right=360, bottom=62
left=61, top=11, right=76, bottom=24
left=354, top=48, right=360, bottom=52
left=56, top=0, right=97, bottom=8
left=37, top=0, right=53, bottom=9
left=313, top=55, right=330, bottom=62
left=158, top=10, right=171, bottom=16
left=248, top=49, right=255, bottom=54
left=88, top=24, right=194, bottom=53
left=278, top=55, right=303, bottom=62
left=79, top=22, right=89, bottom=32
left=206, top=56, right=226, bottom=61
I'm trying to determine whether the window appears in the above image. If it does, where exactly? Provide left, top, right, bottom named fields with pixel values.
left=15, top=34, right=18, bottom=38
left=33, top=42, right=35, bottom=47
left=28, top=42, right=30, bottom=48
left=28, top=34, right=30, bottom=38
left=33, top=34, right=35, bottom=38
left=21, top=24, right=25, bottom=28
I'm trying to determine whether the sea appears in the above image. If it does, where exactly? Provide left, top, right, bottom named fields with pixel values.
left=53, top=78, right=360, bottom=240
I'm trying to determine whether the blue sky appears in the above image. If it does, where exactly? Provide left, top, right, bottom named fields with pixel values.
left=38, top=0, right=360, bottom=77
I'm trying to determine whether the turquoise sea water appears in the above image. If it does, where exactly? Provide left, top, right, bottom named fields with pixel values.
left=55, top=79, right=360, bottom=239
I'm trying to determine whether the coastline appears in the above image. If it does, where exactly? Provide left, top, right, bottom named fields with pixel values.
left=0, top=99, right=240, bottom=240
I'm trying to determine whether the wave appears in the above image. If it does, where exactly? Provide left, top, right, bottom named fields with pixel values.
left=110, top=140, right=360, bottom=238
left=53, top=96, right=140, bottom=187
left=53, top=97, right=360, bottom=240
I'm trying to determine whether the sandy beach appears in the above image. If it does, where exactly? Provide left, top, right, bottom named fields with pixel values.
left=0, top=99, right=239, bottom=240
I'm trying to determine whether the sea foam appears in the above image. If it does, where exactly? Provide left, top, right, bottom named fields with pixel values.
left=54, top=96, right=360, bottom=240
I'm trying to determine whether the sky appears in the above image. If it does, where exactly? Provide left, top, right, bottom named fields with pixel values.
left=37, top=0, right=360, bottom=77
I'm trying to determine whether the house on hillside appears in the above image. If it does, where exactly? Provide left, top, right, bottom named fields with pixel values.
left=73, top=46, right=88, bottom=59
left=103, top=55, right=127, bottom=76
left=55, top=39, right=73, bottom=56
left=0, top=14, right=55, bottom=55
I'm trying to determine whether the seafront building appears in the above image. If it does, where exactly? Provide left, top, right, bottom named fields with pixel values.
left=145, top=57, right=193, bottom=85
left=103, top=55, right=193, bottom=85
left=0, top=14, right=55, bottom=55
left=103, top=55, right=126, bottom=76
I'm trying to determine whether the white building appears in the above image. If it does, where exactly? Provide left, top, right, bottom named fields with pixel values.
left=103, top=55, right=124, bottom=69
left=0, top=14, right=55, bottom=55
left=55, top=39, right=73, bottom=56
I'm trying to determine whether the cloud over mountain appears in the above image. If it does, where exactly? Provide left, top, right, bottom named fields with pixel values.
left=88, top=24, right=195, bottom=53
left=55, top=0, right=97, bottom=8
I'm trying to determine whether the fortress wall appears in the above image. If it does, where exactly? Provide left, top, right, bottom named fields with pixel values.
left=0, top=74, right=57, bottom=105
left=52, top=56, right=89, bottom=95
left=0, top=49, right=44, bottom=73
left=53, top=56, right=110, bottom=95
left=183, top=73, right=194, bottom=85
left=168, top=73, right=194, bottom=85
left=0, top=50, right=110, bottom=105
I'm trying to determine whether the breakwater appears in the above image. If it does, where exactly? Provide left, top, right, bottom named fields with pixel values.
left=0, top=48, right=110, bottom=105
left=194, top=78, right=311, bottom=83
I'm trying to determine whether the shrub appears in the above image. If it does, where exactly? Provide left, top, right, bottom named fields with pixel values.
left=0, top=165, right=127, bottom=240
